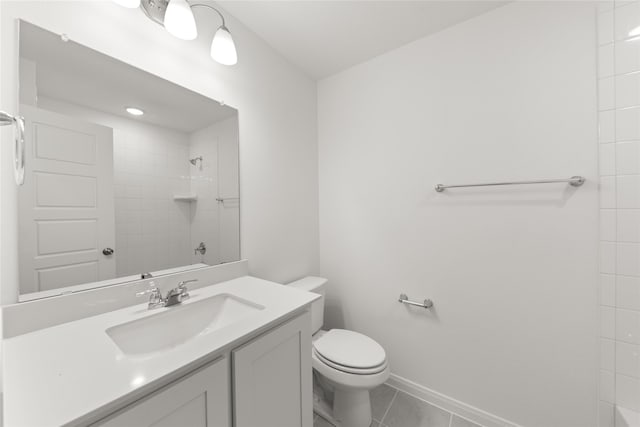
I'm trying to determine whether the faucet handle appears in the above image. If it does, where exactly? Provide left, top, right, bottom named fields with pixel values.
left=136, top=282, right=164, bottom=308
left=178, top=279, right=198, bottom=289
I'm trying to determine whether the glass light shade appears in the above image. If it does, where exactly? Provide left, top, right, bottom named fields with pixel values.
left=164, top=0, right=197, bottom=41
left=113, top=0, right=141, bottom=8
left=630, top=26, right=640, bottom=38
left=210, top=26, right=237, bottom=65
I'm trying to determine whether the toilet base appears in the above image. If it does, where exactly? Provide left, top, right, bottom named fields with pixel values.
left=333, top=387, right=372, bottom=427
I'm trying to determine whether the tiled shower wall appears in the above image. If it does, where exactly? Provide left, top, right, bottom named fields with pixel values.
left=597, top=2, right=640, bottom=425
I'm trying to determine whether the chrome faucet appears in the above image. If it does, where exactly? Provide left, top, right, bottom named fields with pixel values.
left=136, top=279, right=198, bottom=309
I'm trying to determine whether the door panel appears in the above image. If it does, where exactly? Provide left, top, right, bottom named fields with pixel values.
left=18, top=105, right=116, bottom=295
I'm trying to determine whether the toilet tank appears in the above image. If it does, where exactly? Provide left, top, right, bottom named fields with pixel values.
left=287, top=276, right=327, bottom=334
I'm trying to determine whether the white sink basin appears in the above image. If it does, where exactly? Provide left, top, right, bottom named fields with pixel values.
left=106, top=293, right=264, bottom=355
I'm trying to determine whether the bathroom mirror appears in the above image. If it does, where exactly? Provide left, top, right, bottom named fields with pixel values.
left=16, top=21, right=240, bottom=301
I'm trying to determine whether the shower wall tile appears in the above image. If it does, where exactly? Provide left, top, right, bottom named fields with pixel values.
left=616, top=308, right=640, bottom=344
left=602, top=306, right=617, bottom=339
left=600, top=111, right=616, bottom=143
left=599, top=9, right=615, bottom=45
left=602, top=338, right=616, bottom=370
left=617, top=107, right=640, bottom=141
left=599, top=77, right=615, bottom=111
left=616, top=374, right=640, bottom=411
left=600, top=176, right=617, bottom=208
left=614, top=2, right=640, bottom=41
left=601, top=274, right=617, bottom=306
left=599, top=44, right=615, bottom=77
left=599, top=5, right=640, bottom=421
left=615, top=38, right=640, bottom=74
left=616, top=73, right=640, bottom=108
left=601, top=242, right=617, bottom=273
left=617, top=243, right=640, bottom=276
left=616, top=141, right=640, bottom=174
left=600, top=369, right=615, bottom=403
left=617, top=275, right=640, bottom=309
left=617, top=175, right=640, bottom=208
left=600, top=144, right=616, bottom=176
left=616, top=341, right=640, bottom=377
left=601, top=210, right=617, bottom=241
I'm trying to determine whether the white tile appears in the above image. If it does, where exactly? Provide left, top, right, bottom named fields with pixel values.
left=599, top=1, right=615, bottom=12
left=615, top=2, right=640, bottom=41
left=600, top=9, right=616, bottom=45
left=601, top=176, right=617, bottom=209
left=600, top=111, right=616, bottom=143
left=617, top=341, right=640, bottom=378
left=602, top=305, right=617, bottom=339
left=617, top=73, right=640, bottom=108
left=602, top=242, right=617, bottom=274
left=616, top=374, right=640, bottom=411
left=617, top=38, right=640, bottom=75
left=599, top=77, right=615, bottom=111
left=616, top=141, right=640, bottom=174
left=618, top=243, right=640, bottom=276
left=617, top=308, right=640, bottom=344
left=618, top=275, right=640, bottom=310
left=601, top=369, right=615, bottom=403
left=599, top=400, right=615, bottom=427
left=602, top=274, right=617, bottom=306
left=600, top=44, right=615, bottom=78
left=600, top=144, right=617, bottom=176
left=602, top=338, right=616, bottom=370
left=601, top=209, right=617, bottom=241
left=617, top=107, right=640, bottom=141
left=617, top=175, right=640, bottom=208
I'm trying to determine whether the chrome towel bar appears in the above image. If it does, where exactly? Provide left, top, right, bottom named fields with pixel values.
left=398, top=293, right=433, bottom=309
left=435, top=176, right=585, bottom=192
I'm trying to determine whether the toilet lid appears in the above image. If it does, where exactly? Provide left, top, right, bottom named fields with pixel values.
left=312, top=329, right=386, bottom=369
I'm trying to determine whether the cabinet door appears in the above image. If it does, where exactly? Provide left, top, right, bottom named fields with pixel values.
left=95, top=357, right=230, bottom=427
left=233, top=312, right=313, bottom=427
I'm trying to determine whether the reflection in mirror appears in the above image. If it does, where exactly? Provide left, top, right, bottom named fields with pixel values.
left=17, top=21, right=240, bottom=300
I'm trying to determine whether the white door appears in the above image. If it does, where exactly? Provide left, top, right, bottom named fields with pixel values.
left=94, top=357, right=230, bottom=427
left=18, top=105, right=116, bottom=295
left=233, top=312, right=313, bottom=427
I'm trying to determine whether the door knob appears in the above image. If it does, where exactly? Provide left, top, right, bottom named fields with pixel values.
left=102, top=248, right=114, bottom=256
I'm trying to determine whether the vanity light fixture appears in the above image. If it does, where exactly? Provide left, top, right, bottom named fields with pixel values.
left=125, top=107, right=145, bottom=116
left=113, top=0, right=141, bottom=8
left=629, top=26, right=640, bottom=41
left=114, top=0, right=237, bottom=65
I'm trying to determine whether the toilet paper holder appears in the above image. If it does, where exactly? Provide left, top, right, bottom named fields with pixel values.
left=398, top=293, right=433, bottom=309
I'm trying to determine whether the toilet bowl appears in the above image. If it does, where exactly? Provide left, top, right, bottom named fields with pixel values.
left=288, top=277, right=390, bottom=427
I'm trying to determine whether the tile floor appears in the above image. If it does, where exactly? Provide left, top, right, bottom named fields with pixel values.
left=313, top=384, right=483, bottom=427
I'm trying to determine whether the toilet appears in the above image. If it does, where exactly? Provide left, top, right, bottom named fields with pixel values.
left=288, top=277, right=390, bottom=427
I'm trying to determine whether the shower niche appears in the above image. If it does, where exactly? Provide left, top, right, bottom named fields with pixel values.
left=15, top=21, right=240, bottom=300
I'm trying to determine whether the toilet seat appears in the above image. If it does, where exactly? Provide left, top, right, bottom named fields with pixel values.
left=313, top=329, right=387, bottom=369
left=311, top=329, right=390, bottom=389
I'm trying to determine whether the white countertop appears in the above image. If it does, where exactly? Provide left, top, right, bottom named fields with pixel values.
left=3, top=276, right=318, bottom=427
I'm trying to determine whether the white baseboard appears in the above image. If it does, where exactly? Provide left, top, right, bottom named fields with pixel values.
left=386, top=374, right=522, bottom=427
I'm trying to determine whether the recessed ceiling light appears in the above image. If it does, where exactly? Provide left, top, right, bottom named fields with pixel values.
left=126, top=107, right=144, bottom=116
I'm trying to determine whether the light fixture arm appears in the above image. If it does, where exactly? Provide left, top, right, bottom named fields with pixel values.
left=190, top=3, right=227, bottom=28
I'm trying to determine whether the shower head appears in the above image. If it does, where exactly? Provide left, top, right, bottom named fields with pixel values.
left=189, top=156, right=203, bottom=166
left=0, top=111, right=17, bottom=126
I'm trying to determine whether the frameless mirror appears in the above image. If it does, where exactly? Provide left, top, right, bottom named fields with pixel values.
left=17, top=21, right=240, bottom=301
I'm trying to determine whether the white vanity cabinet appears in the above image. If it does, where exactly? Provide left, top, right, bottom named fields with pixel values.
left=91, top=311, right=311, bottom=427
left=94, top=357, right=230, bottom=427
left=233, top=312, right=313, bottom=427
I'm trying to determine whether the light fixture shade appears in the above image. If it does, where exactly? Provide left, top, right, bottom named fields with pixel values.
left=210, top=26, right=237, bottom=65
left=113, top=0, right=141, bottom=8
left=164, top=0, right=197, bottom=41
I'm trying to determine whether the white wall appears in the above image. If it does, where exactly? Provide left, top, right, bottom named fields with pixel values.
left=596, top=2, right=640, bottom=425
left=318, top=3, right=599, bottom=427
left=0, top=0, right=319, bottom=305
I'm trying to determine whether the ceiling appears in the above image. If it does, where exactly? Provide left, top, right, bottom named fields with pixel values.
left=19, top=21, right=236, bottom=133
left=218, top=1, right=508, bottom=79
